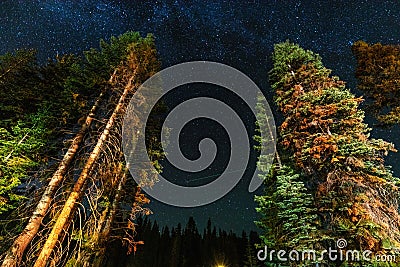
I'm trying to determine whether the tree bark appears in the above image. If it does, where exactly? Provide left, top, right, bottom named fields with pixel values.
left=265, top=111, right=282, bottom=169
left=1, top=91, right=104, bottom=267
left=91, top=170, right=128, bottom=267
left=33, top=77, right=135, bottom=267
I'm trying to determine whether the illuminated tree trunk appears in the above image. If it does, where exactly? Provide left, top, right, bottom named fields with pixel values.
left=33, top=76, right=135, bottom=267
left=90, top=170, right=128, bottom=267
left=1, top=91, right=104, bottom=267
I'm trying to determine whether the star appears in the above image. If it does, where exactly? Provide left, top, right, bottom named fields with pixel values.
left=1, top=0, right=400, bottom=234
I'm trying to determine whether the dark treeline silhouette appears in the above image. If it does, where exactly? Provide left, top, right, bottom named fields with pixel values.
left=104, top=217, right=260, bottom=267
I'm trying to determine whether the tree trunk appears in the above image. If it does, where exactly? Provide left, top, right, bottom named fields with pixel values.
left=33, top=77, right=135, bottom=267
left=1, top=91, right=104, bottom=267
left=266, top=113, right=282, bottom=169
left=91, top=170, right=128, bottom=267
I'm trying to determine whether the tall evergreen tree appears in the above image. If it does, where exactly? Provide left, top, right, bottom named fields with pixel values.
left=181, top=217, right=202, bottom=267
left=170, top=223, right=183, bottom=267
left=256, top=41, right=400, bottom=266
left=0, top=31, right=163, bottom=267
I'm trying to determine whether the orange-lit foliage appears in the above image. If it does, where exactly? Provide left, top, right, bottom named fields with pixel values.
left=122, top=187, right=151, bottom=256
left=277, top=64, right=361, bottom=172
left=352, top=40, right=400, bottom=125
left=271, top=42, right=400, bottom=253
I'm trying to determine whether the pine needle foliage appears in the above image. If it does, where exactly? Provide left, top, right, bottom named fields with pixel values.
left=0, top=110, right=48, bottom=213
left=352, top=41, right=400, bottom=125
left=256, top=41, right=400, bottom=266
left=255, top=165, right=317, bottom=250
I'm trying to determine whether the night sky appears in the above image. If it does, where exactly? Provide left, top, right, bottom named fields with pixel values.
left=1, top=0, right=400, bottom=233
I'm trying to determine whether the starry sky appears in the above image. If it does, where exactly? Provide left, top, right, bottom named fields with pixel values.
left=2, top=0, right=400, bottom=233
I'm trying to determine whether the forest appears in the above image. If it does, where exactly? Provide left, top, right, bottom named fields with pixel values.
left=0, top=31, right=400, bottom=267
left=122, top=217, right=259, bottom=267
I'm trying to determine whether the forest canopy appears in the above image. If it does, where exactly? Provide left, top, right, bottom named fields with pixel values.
left=0, top=31, right=164, bottom=267
left=1, top=31, right=400, bottom=267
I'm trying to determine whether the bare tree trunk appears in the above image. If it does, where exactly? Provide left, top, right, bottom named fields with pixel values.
left=72, top=164, right=126, bottom=267
left=91, top=170, right=128, bottom=267
left=265, top=112, right=282, bottom=169
left=0, top=57, right=29, bottom=80
left=1, top=91, right=104, bottom=267
left=33, top=77, right=135, bottom=267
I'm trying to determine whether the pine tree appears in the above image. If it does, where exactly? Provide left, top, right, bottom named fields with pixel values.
left=254, top=63, right=317, bottom=259
left=0, top=111, right=48, bottom=214
left=156, top=226, right=171, bottom=267
left=256, top=41, right=400, bottom=265
left=243, top=240, right=260, bottom=267
left=0, top=49, right=40, bottom=128
left=182, top=217, right=202, bottom=267
left=257, top=42, right=400, bottom=266
left=255, top=165, right=317, bottom=264
left=1, top=31, right=162, bottom=267
left=170, top=223, right=183, bottom=267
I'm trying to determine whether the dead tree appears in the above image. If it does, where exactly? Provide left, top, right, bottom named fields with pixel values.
left=1, top=91, right=104, bottom=267
left=32, top=74, right=136, bottom=267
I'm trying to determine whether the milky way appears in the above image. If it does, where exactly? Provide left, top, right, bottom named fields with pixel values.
left=2, top=0, right=400, bottom=233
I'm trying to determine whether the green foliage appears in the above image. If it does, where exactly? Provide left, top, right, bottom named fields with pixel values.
left=254, top=92, right=276, bottom=173
left=269, top=40, right=324, bottom=93
left=0, top=49, right=40, bottom=127
left=243, top=241, right=260, bottom=267
left=0, top=50, right=96, bottom=214
left=0, top=110, right=48, bottom=213
left=0, top=31, right=152, bottom=131
left=255, top=166, right=317, bottom=251
left=255, top=41, right=400, bottom=266
left=0, top=31, right=162, bottom=216
left=38, top=54, right=91, bottom=127
left=0, top=49, right=90, bottom=130
left=83, top=31, right=146, bottom=84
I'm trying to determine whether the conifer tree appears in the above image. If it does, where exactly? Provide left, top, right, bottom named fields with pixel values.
left=254, top=85, right=316, bottom=258
left=256, top=41, right=400, bottom=265
left=0, top=111, right=48, bottom=213
left=243, top=240, right=260, bottom=267
left=170, top=223, right=183, bottom=267
left=0, top=49, right=40, bottom=127
left=255, top=166, right=317, bottom=251
left=1, top=31, right=162, bottom=267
